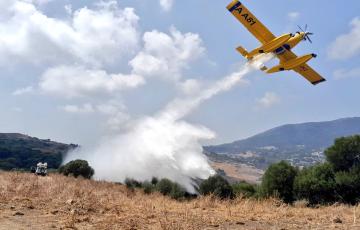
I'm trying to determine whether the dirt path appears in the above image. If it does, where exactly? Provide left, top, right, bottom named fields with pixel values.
left=0, top=203, right=60, bottom=230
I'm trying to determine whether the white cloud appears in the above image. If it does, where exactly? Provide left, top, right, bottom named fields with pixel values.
left=61, top=100, right=130, bottom=129
left=39, top=65, right=145, bottom=98
left=96, top=101, right=130, bottom=128
left=106, top=112, right=131, bottom=129
left=3, top=1, right=208, bottom=101
left=64, top=4, right=72, bottom=15
left=29, top=0, right=53, bottom=5
left=130, top=27, right=205, bottom=81
left=179, top=79, right=202, bottom=95
left=97, top=103, right=121, bottom=115
left=288, top=12, right=300, bottom=20
left=256, top=92, right=280, bottom=109
left=334, top=68, right=360, bottom=80
left=61, top=101, right=125, bottom=115
left=12, top=86, right=34, bottom=96
left=3, top=2, right=208, bottom=100
left=61, top=103, right=95, bottom=114
left=159, top=0, right=174, bottom=11
left=0, top=0, right=140, bottom=66
left=1, top=0, right=52, bottom=7
left=328, top=17, right=360, bottom=60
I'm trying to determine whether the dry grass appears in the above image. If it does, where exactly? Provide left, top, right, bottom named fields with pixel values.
left=0, top=172, right=359, bottom=229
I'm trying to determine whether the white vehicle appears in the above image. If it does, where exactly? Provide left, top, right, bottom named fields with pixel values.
left=35, top=162, right=48, bottom=176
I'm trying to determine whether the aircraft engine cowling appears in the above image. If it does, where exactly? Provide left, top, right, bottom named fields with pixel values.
left=266, top=54, right=316, bottom=74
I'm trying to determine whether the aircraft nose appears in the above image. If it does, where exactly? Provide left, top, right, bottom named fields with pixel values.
left=312, top=53, right=317, bottom=58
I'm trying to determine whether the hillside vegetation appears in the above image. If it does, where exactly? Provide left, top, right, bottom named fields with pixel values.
left=205, top=117, right=360, bottom=178
left=0, top=133, right=77, bottom=170
left=0, top=172, right=359, bottom=230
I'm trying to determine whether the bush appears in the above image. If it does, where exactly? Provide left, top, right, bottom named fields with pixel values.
left=58, top=159, right=94, bottom=179
left=232, top=182, right=256, bottom=198
left=0, top=160, right=16, bottom=170
left=154, top=178, right=187, bottom=200
left=156, top=178, right=174, bottom=196
left=142, top=181, right=155, bottom=194
left=151, top=177, right=159, bottom=185
left=199, top=175, right=234, bottom=199
left=124, top=178, right=142, bottom=189
left=335, top=166, right=360, bottom=204
left=294, top=163, right=336, bottom=205
left=325, top=135, right=360, bottom=172
left=121, top=177, right=189, bottom=200
left=261, top=161, right=298, bottom=203
left=170, top=183, right=186, bottom=200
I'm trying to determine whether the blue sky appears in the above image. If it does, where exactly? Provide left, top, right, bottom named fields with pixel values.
left=0, top=0, right=360, bottom=145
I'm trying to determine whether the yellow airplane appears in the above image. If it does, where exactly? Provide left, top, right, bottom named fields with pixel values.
left=227, top=0, right=326, bottom=85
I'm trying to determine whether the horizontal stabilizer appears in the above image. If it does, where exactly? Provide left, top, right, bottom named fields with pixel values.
left=236, top=46, right=249, bottom=58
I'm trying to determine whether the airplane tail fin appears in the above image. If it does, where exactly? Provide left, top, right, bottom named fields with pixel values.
left=236, top=46, right=250, bottom=59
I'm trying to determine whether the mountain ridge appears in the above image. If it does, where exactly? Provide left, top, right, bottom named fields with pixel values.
left=205, top=117, right=360, bottom=153
left=204, top=117, right=360, bottom=172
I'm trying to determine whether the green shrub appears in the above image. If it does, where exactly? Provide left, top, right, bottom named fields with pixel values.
left=142, top=181, right=155, bottom=194
left=199, top=175, right=234, bottom=199
left=325, top=135, right=360, bottom=172
left=170, top=183, right=186, bottom=200
left=0, top=160, right=16, bottom=170
left=124, top=178, right=142, bottom=189
left=156, top=178, right=174, bottom=196
left=335, top=166, right=360, bottom=204
left=294, top=163, right=336, bottom=205
left=154, top=178, right=187, bottom=200
left=122, top=177, right=188, bottom=200
left=232, top=182, right=256, bottom=198
left=151, top=177, right=159, bottom=185
left=59, top=159, right=94, bottom=179
left=261, top=161, right=298, bottom=203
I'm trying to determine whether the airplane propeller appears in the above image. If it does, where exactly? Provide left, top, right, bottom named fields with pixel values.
left=297, top=24, right=314, bottom=44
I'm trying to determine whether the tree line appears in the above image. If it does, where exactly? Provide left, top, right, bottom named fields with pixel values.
left=125, top=135, right=360, bottom=205
left=260, top=135, right=360, bottom=205
left=40, top=135, right=360, bottom=205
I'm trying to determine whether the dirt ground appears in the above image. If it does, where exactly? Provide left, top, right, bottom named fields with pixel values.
left=211, top=162, right=264, bottom=184
left=0, top=172, right=359, bottom=230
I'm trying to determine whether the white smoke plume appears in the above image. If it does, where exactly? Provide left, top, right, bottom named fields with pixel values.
left=65, top=54, right=273, bottom=193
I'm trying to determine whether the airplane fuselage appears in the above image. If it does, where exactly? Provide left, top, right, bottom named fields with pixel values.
left=273, top=32, right=307, bottom=55
left=237, top=32, right=317, bottom=74
left=238, top=32, right=309, bottom=60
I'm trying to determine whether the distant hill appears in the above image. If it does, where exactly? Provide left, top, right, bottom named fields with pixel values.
left=0, top=133, right=77, bottom=170
left=204, top=117, right=360, bottom=170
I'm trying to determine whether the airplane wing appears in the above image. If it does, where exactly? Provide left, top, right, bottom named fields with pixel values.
left=293, top=64, right=326, bottom=85
left=277, top=50, right=326, bottom=85
left=227, top=0, right=276, bottom=44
